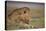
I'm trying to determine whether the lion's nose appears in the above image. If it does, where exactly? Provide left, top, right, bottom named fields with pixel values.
left=20, top=18, right=29, bottom=24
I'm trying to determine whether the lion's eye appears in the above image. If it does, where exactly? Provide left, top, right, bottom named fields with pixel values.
left=24, top=11, right=26, bottom=14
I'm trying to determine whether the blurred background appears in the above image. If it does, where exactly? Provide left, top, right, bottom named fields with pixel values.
left=6, top=1, right=44, bottom=29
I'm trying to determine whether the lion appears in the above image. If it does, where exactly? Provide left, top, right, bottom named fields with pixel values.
left=6, top=7, right=32, bottom=29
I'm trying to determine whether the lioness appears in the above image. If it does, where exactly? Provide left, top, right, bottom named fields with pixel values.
left=7, top=7, right=32, bottom=29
